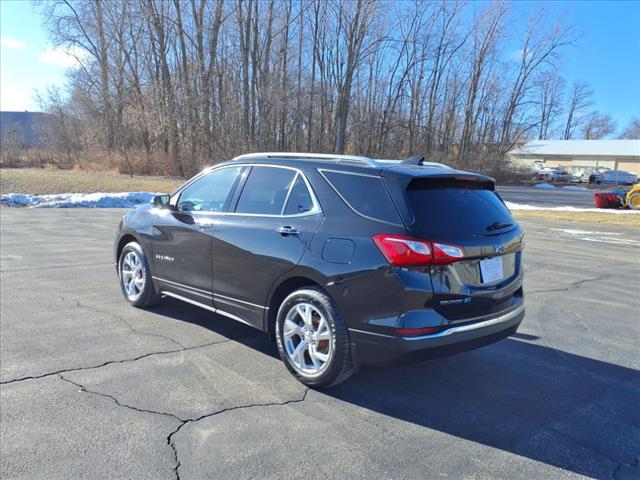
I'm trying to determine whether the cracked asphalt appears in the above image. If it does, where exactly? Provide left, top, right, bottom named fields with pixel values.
left=1, top=208, right=638, bottom=480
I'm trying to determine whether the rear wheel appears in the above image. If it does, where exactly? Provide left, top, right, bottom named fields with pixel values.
left=628, top=192, right=640, bottom=210
left=118, top=241, right=160, bottom=308
left=275, top=287, right=354, bottom=388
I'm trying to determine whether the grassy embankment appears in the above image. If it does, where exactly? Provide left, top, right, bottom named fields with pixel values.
left=1, top=168, right=181, bottom=195
left=2, top=167, right=638, bottom=227
left=511, top=210, right=639, bottom=228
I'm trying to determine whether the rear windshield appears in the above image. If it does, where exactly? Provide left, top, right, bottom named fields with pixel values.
left=406, top=178, right=513, bottom=235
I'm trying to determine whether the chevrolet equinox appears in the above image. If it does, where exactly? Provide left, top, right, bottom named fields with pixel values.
left=114, top=152, right=525, bottom=387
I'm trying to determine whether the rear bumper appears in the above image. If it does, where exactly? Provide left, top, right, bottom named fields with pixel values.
left=349, top=303, right=525, bottom=367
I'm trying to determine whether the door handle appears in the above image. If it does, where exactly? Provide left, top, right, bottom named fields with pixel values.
left=276, top=226, right=300, bottom=236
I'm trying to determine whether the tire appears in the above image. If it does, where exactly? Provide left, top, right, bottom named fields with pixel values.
left=118, top=241, right=160, bottom=308
left=628, top=192, right=640, bottom=210
left=275, top=287, right=354, bottom=388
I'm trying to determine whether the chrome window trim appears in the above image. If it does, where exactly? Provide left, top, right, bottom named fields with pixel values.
left=280, top=172, right=299, bottom=215
left=234, top=164, right=322, bottom=217
left=318, top=168, right=404, bottom=227
left=174, top=163, right=322, bottom=218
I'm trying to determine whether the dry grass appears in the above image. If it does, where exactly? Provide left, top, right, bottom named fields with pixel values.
left=3, top=168, right=639, bottom=228
left=512, top=210, right=640, bottom=228
left=1, top=168, right=182, bottom=195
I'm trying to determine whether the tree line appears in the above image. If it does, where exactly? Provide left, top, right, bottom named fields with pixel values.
left=28, top=0, right=638, bottom=177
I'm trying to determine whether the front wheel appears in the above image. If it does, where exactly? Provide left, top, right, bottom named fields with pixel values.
left=628, top=192, right=640, bottom=210
left=275, top=287, right=354, bottom=388
left=118, top=241, right=160, bottom=308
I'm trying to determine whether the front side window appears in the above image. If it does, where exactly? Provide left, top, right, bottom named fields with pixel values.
left=177, top=166, right=241, bottom=212
left=235, top=167, right=296, bottom=215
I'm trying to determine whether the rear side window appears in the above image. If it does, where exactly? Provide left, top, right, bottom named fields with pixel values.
left=406, top=179, right=513, bottom=235
left=235, top=167, right=296, bottom=215
left=284, top=175, right=314, bottom=215
left=321, top=170, right=401, bottom=225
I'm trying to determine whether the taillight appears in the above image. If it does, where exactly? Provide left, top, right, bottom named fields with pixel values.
left=432, top=242, right=465, bottom=264
left=372, top=234, right=464, bottom=266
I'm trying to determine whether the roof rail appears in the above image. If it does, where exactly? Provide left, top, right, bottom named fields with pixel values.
left=231, top=152, right=380, bottom=168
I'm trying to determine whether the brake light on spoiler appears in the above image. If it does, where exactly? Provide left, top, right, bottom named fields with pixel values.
left=372, top=234, right=465, bottom=267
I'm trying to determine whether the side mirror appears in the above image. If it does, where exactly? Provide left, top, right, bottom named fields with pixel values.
left=152, top=194, right=171, bottom=208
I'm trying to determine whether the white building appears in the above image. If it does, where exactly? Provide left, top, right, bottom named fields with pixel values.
left=509, top=140, right=640, bottom=175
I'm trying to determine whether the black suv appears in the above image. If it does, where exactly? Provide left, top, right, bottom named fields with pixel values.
left=114, top=152, right=525, bottom=387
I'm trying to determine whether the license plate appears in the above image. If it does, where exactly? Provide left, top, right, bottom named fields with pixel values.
left=480, top=256, right=504, bottom=283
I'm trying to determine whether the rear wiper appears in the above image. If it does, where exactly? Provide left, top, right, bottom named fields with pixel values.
left=486, top=221, right=513, bottom=231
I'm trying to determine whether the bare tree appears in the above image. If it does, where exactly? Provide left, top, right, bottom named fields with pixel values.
left=35, top=0, right=580, bottom=177
left=498, top=12, right=574, bottom=153
left=458, top=2, right=507, bottom=164
left=535, top=70, right=565, bottom=140
left=618, top=117, right=640, bottom=139
left=563, top=80, right=593, bottom=139
left=331, top=0, right=376, bottom=154
left=581, top=111, right=616, bottom=139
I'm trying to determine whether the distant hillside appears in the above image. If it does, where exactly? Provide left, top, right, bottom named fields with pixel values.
left=1, top=111, right=55, bottom=147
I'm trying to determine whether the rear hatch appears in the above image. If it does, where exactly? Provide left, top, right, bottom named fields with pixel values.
left=386, top=173, right=524, bottom=323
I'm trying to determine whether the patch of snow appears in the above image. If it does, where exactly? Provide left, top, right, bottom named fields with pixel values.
left=579, top=237, right=640, bottom=246
left=562, top=186, right=590, bottom=192
left=533, top=183, right=556, bottom=190
left=505, top=201, right=640, bottom=215
left=553, top=228, right=621, bottom=236
left=1, top=192, right=159, bottom=208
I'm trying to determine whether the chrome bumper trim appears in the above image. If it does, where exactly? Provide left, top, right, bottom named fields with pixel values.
left=349, top=303, right=524, bottom=341
left=403, top=303, right=524, bottom=341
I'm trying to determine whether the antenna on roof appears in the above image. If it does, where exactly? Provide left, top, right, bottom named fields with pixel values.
left=401, top=155, right=426, bottom=165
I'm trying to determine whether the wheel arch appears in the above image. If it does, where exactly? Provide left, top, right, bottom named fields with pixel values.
left=115, top=233, right=141, bottom=264
left=265, top=274, right=327, bottom=340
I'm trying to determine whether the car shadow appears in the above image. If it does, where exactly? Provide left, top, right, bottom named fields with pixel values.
left=152, top=298, right=639, bottom=479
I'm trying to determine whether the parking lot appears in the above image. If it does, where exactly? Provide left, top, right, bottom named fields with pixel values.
left=497, top=185, right=599, bottom=208
left=1, top=208, right=638, bottom=480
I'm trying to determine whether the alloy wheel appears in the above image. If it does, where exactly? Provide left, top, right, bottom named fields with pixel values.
left=282, top=302, right=334, bottom=377
left=121, top=251, right=145, bottom=300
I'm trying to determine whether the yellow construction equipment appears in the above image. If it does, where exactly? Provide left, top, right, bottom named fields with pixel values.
left=626, top=183, right=640, bottom=210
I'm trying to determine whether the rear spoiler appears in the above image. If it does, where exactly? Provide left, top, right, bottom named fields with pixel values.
left=407, top=174, right=495, bottom=190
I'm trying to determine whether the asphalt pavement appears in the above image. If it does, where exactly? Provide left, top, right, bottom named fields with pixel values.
left=497, top=185, right=599, bottom=208
left=1, top=208, right=639, bottom=480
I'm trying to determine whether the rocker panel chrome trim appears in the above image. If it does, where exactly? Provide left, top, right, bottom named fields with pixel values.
left=160, top=291, right=256, bottom=328
left=153, top=276, right=268, bottom=309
